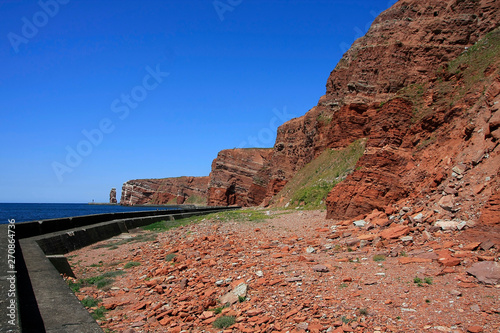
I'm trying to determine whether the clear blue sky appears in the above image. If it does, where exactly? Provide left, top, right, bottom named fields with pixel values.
left=0, top=0, right=396, bottom=203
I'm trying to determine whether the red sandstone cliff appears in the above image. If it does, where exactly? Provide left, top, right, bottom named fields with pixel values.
left=120, top=148, right=273, bottom=208
left=207, top=148, right=273, bottom=207
left=120, top=176, right=209, bottom=206
left=255, top=0, right=500, bottom=224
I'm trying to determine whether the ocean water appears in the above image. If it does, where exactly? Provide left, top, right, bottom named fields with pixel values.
left=0, top=203, right=177, bottom=224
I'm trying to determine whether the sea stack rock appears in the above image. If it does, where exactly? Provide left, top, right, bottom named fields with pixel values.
left=109, top=188, right=117, bottom=204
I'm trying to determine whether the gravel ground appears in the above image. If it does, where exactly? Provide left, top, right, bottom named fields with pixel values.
left=66, top=209, right=500, bottom=333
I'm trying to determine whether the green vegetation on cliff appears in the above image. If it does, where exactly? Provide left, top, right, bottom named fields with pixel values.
left=184, top=194, right=207, bottom=205
left=275, top=139, right=367, bottom=209
left=447, top=28, right=500, bottom=99
left=142, top=209, right=274, bottom=232
left=397, top=27, right=500, bottom=123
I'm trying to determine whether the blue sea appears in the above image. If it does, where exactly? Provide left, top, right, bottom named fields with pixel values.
left=0, top=203, right=177, bottom=224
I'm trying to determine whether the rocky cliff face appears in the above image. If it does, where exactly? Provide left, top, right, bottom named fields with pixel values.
left=256, top=0, right=500, bottom=222
left=326, top=27, right=500, bottom=223
left=118, top=148, right=272, bottom=208
left=120, top=176, right=209, bottom=206
left=207, top=148, right=273, bottom=207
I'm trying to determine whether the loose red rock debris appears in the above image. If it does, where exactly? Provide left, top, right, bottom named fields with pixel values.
left=66, top=210, right=499, bottom=333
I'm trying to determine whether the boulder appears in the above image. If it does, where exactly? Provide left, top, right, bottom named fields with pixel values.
left=438, top=195, right=455, bottom=212
left=379, top=225, right=410, bottom=240
left=435, top=220, right=460, bottom=230
left=467, top=261, right=500, bottom=285
left=312, top=264, right=329, bottom=273
left=353, top=220, right=367, bottom=227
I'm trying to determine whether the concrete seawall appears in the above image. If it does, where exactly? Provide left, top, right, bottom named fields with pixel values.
left=0, top=206, right=239, bottom=332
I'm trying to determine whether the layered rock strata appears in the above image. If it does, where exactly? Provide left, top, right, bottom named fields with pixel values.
left=120, top=176, right=209, bottom=206
left=207, top=148, right=273, bottom=207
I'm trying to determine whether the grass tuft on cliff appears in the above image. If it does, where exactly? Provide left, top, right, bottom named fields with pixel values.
left=142, top=209, right=274, bottom=232
left=83, top=270, right=125, bottom=290
left=141, top=216, right=199, bottom=232
left=184, top=194, right=207, bottom=205
left=275, top=139, right=366, bottom=209
left=397, top=27, right=500, bottom=123
left=447, top=28, right=500, bottom=100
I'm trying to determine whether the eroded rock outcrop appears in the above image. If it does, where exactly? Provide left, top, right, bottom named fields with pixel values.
left=109, top=188, right=117, bottom=204
left=120, top=176, right=209, bottom=206
left=207, top=148, right=273, bottom=206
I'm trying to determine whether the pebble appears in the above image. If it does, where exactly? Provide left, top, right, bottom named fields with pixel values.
left=435, top=220, right=460, bottom=230
left=306, top=246, right=316, bottom=253
left=312, top=264, right=329, bottom=273
left=401, top=308, right=417, bottom=312
left=412, top=213, right=424, bottom=222
left=353, top=220, right=367, bottom=227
